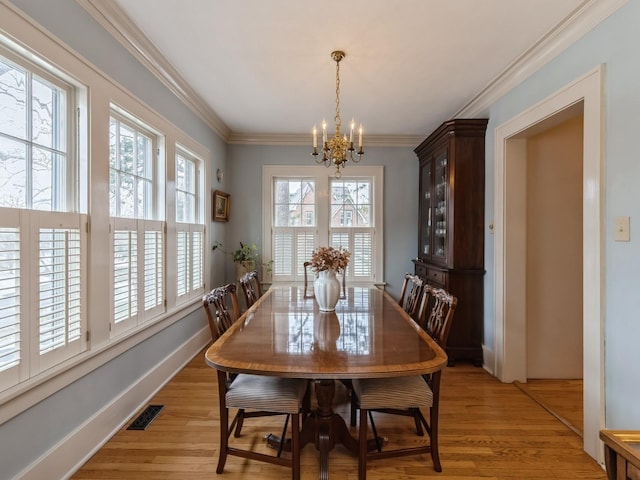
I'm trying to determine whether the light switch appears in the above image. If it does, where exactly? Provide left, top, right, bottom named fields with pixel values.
left=614, top=216, right=630, bottom=242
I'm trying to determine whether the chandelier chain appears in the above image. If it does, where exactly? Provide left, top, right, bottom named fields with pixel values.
left=335, top=58, right=341, bottom=131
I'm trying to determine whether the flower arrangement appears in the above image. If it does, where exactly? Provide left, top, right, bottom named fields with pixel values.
left=309, top=246, right=350, bottom=273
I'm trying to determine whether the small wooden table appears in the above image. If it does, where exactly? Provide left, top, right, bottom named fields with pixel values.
left=205, top=286, right=448, bottom=480
left=600, top=430, right=640, bottom=480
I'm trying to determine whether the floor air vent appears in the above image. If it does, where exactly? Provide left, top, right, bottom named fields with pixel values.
left=127, top=404, right=164, bottom=430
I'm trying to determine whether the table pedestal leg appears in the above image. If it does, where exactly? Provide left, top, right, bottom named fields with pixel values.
left=267, top=379, right=382, bottom=479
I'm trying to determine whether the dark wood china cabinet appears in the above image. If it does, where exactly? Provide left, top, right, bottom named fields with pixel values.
left=413, top=118, right=488, bottom=365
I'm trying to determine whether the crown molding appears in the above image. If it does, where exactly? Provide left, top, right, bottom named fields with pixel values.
left=78, top=0, right=626, bottom=146
left=227, top=132, right=424, bottom=148
left=455, top=0, right=628, bottom=118
left=77, top=0, right=230, bottom=140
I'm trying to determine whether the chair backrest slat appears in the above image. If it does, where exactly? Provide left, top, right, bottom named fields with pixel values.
left=399, top=273, right=425, bottom=321
left=202, top=283, right=241, bottom=341
left=239, top=270, right=263, bottom=308
left=420, top=285, right=457, bottom=347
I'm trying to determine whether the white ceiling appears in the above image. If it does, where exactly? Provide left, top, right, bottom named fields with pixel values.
left=100, top=0, right=588, bottom=142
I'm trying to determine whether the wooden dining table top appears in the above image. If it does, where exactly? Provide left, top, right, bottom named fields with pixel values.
left=204, top=286, right=448, bottom=379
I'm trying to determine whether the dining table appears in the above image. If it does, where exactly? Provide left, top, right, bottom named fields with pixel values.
left=205, top=285, right=448, bottom=480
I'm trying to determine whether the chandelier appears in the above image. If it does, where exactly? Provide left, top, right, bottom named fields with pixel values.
left=311, top=50, right=363, bottom=178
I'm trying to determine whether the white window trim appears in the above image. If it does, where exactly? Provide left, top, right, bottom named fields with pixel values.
left=262, top=165, right=384, bottom=285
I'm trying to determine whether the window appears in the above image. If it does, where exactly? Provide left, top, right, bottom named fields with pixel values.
left=271, top=177, right=316, bottom=280
left=109, top=112, right=163, bottom=335
left=263, top=166, right=383, bottom=285
left=330, top=179, right=373, bottom=280
left=175, top=147, right=204, bottom=302
left=0, top=48, right=87, bottom=390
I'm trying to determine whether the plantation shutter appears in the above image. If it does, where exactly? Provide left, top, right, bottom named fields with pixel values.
left=0, top=225, right=21, bottom=388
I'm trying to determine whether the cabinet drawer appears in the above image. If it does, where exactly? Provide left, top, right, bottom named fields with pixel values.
left=414, top=263, right=428, bottom=279
left=425, top=267, right=446, bottom=286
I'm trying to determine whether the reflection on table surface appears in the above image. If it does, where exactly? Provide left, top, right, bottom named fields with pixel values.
left=206, top=286, right=447, bottom=380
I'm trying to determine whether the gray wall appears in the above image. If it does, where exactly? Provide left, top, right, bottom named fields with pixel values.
left=224, top=144, right=419, bottom=300
left=483, top=1, right=640, bottom=428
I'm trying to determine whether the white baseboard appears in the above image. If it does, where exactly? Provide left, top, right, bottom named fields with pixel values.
left=482, top=344, right=495, bottom=376
left=18, top=328, right=211, bottom=480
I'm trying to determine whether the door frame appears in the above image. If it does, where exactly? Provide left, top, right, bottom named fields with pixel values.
left=493, top=65, right=604, bottom=461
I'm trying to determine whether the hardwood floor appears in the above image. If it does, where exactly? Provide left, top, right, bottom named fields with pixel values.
left=71, top=349, right=605, bottom=480
left=515, top=378, right=584, bottom=437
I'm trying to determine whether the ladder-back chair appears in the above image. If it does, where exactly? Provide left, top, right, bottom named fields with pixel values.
left=239, top=269, right=263, bottom=308
left=203, top=284, right=308, bottom=480
left=351, top=286, right=458, bottom=479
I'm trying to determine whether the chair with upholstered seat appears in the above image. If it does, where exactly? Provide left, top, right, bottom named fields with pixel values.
left=239, top=269, right=263, bottom=308
left=348, top=273, right=427, bottom=426
left=351, top=286, right=457, bottom=479
left=303, top=261, right=346, bottom=299
left=203, top=284, right=308, bottom=480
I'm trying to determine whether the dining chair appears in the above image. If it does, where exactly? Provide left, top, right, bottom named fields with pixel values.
left=398, top=272, right=426, bottom=321
left=239, top=269, right=263, bottom=308
left=349, top=273, right=427, bottom=427
left=203, top=284, right=308, bottom=480
left=351, top=286, right=458, bottom=478
left=303, top=261, right=346, bottom=299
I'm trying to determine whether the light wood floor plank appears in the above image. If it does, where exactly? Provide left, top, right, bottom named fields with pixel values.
left=71, top=348, right=605, bottom=480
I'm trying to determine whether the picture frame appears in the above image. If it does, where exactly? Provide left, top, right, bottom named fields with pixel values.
left=213, top=190, right=230, bottom=221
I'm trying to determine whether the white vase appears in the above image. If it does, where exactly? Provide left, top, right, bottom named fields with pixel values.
left=313, top=270, right=341, bottom=312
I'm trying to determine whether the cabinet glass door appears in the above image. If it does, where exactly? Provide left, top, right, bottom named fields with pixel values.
left=432, top=150, right=448, bottom=262
left=419, top=159, right=432, bottom=260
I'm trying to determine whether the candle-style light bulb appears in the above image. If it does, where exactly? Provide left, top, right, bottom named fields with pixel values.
left=349, top=118, right=355, bottom=143
left=322, top=119, right=327, bottom=143
left=313, top=125, right=317, bottom=148
left=358, top=125, right=363, bottom=148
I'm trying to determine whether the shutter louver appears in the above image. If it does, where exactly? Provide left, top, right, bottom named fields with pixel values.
left=274, top=231, right=293, bottom=276
left=0, top=228, right=20, bottom=372
left=353, top=232, right=373, bottom=278
left=113, top=230, right=137, bottom=324
left=176, top=231, right=187, bottom=297
left=296, top=232, right=315, bottom=277
left=144, top=229, right=163, bottom=311
left=38, top=228, right=81, bottom=354
left=192, top=230, right=203, bottom=291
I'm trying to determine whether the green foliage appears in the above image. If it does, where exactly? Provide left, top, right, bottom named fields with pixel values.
left=212, top=241, right=273, bottom=273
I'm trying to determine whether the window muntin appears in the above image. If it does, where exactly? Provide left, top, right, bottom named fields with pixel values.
left=175, top=151, right=197, bottom=224
left=330, top=179, right=371, bottom=227
left=0, top=54, right=71, bottom=211
left=274, top=178, right=315, bottom=227
left=109, top=115, right=154, bottom=219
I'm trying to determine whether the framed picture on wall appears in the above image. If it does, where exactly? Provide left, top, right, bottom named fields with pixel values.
left=213, top=190, right=230, bottom=221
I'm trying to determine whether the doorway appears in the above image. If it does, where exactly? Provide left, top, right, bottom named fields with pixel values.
left=493, top=66, right=604, bottom=462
